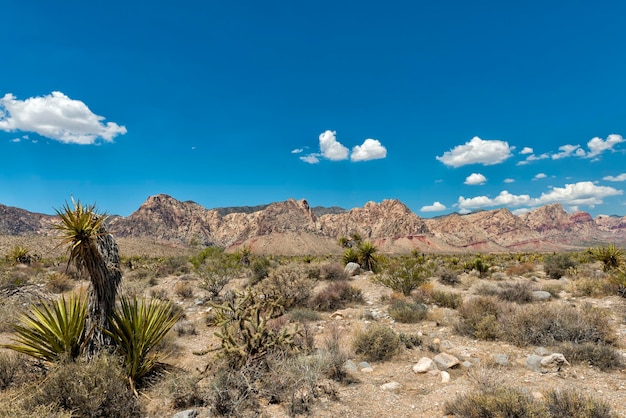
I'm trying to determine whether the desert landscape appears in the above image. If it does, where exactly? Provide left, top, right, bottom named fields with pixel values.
left=0, top=197, right=625, bottom=417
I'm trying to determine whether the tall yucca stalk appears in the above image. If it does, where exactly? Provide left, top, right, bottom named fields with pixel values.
left=54, top=199, right=122, bottom=354
left=106, top=296, right=181, bottom=388
left=2, top=294, right=87, bottom=362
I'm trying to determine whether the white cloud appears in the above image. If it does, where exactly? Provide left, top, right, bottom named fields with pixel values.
left=603, top=173, right=626, bottom=182
left=504, top=178, right=515, bottom=183
left=586, top=134, right=624, bottom=158
left=552, top=144, right=583, bottom=160
left=464, top=173, right=487, bottom=185
left=319, top=130, right=349, bottom=161
left=534, top=173, right=547, bottom=180
left=291, top=148, right=304, bottom=154
left=536, top=182, right=622, bottom=206
left=520, top=147, right=533, bottom=154
left=351, top=138, right=387, bottom=162
left=299, top=154, right=320, bottom=164
left=0, top=92, right=126, bottom=144
left=420, top=201, right=447, bottom=212
left=457, top=181, right=622, bottom=211
left=436, top=136, right=513, bottom=167
left=512, top=208, right=531, bottom=215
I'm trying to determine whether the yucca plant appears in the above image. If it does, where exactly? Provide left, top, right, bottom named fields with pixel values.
left=343, top=247, right=359, bottom=265
left=54, top=199, right=122, bottom=354
left=357, top=241, right=378, bottom=272
left=6, top=245, right=32, bottom=265
left=2, top=294, right=87, bottom=362
left=589, top=243, right=624, bottom=272
left=106, top=296, right=181, bottom=388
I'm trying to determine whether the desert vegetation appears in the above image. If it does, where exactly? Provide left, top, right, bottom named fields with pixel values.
left=0, top=225, right=625, bottom=416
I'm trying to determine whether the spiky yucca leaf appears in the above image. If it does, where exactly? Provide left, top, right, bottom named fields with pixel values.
left=53, top=199, right=107, bottom=268
left=2, top=294, right=87, bottom=361
left=590, top=243, right=624, bottom=272
left=106, top=296, right=181, bottom=385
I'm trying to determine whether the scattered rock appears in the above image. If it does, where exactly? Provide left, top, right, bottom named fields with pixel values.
left=440, top=340, right=454, bottom=350
left=493, top=354, right=509, bottom=367
left=413, top=357, right=437, bottom=373
left=359, top=361, right=374, bottom=372
left=441, top=371, right=451, bottom=383
left=344, top=262, right=361, bottom=276
left=172, top=409, right=198, bottom=418
left=461, top=361, right=474, bottom=369
left=540, top=353, right=570, bottom=370
left=434, top=353, right=460, bottom=370
left=526, top=355, right=543, bottom=372
left=330, top=311, right=344, bottom=320
left=381, top=381, right=401, bottom=391
left=343, top=360, right=358, bottom=373
left=532, top=290, right=552, bottom=301
left=534, top=347, right=549, bottom=356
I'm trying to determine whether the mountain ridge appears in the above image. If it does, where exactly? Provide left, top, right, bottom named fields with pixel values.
left=1, top=194, right=625, bottom=254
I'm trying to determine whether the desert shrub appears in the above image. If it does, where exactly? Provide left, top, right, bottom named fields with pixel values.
left=289, top=308, right=322, bottom=323
left=610, top=267, right=626, bottom=298
left=249, top=256, right=271, bottom=285
left=500, top=303, right=615, bottom=347
left=0, top=352, right=26, bottom=389
left=505, top=262, right=535, bottom=276
left=544, top=253, right=577, bottom=279
left=255, top=264, right=315, bottom=310
left=444, top=386, right=544, bottom=418
left=455, top=296, right=506, bottom=340
left=28, top=354, right=143, bottom=417
left=174, top=281, right=194, bottom=299
left=320, top=263, right=349, bottom=281
left=197, top=255, right=241, bottom=300
left=156, top=256, right=191, bottom=276
left=45, top=271, right=74, bottom=293
left=429, top=289, right=463, bottom=309
left=387, top=299, right=428, bottom=323
left=541, top=283, right=564, bottom=298
left=373, top=256, right=435, bottom=296
left=174, top=319, right=197, bottom=336
left=308, top=281, right=363, bottom=311
left=466, top=255, right=491, bottom=278
left=164, top=372, right=208, bottom=409
left=208, top=364, right=259, bottom=416
left=475, top=281, right=534, bottom=304
left=568, top=277, right=615, bottom=297
left=399, top=332, right=422, bottom=349
left=353, top=324, right=400, bottom=362
left=558, top=342, right=625, bottom=371
left=438, top=268, right=461, bottom=286
left=320, top=324, right=351, bottom=382
left=149, top=288, right=169, bottom=301
left=544, top=388, right=616, bottom=418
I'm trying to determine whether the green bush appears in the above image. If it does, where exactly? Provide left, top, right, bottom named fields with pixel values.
left=544, top=253, right=577, bottom=280
left=455, top=296, right=505, bottom=340
left=475, top=281, right=534, bottom=303
left=353, top=324, right=400, bottom=362
left=429, top=289, right=463, bottom=309
left=373, top=256, right=435, bottom=296
left=254, top=264, right=315, bottom=310
left=444, top=386, right=543, bottom=417
left=387, top=299, right=428, bottom=323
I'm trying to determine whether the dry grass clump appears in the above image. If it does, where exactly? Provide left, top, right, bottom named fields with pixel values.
left=320, top=263, right=349, bottom=281
left=174, top=281, right=194, bottom=299
left=27, top=354, right=143, bottom=417
left=438, top=268, right=461, bottom=286
left=353, top=324, right=400, bottom=362
left=308, top=281, right=363, bottom=311
left=429, top=289, right=464, bottom=308
left=567, top=277, right=615, bottom=298
left=387, top=299, right=428, bottom=323
left=44, top=271, right=74, bottom=293
left=475, top=281, right=534, bottom=303
left=288, top=307, right=322, bottom=323
left=505, top=262, right=535, bottom=276
left=558, top=342, right=625, bottom=371
left=444, top=385, right=616, bottom=418
left=456, top=297, right=615, bottom=347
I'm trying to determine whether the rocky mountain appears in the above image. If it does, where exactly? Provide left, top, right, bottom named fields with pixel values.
left=1, top=194, right=625, bottom=255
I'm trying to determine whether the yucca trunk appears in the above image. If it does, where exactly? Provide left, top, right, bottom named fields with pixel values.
left=84, top=227, right=122, bottom=354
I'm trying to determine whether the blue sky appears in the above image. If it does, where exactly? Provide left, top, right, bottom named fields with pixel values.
left=1, top=1, right=626, bottom=217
